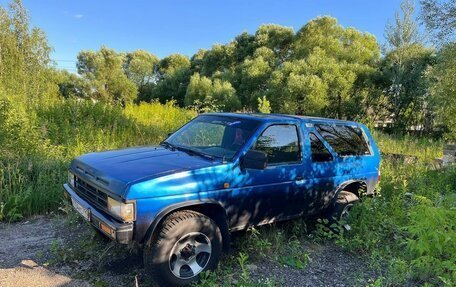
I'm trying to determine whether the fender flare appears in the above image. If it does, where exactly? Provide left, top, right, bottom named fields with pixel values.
left=330, top=179, right=367, bottom=207
left=140, top=199, right=229, bottom=244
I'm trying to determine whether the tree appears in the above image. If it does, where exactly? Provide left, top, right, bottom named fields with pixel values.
left=283, top=17, right=380, bottom=118
left=381, top=0, right=435, bottom=132
left=185, top=73, right=240, bottom=111
left=0, top=0, right=56, bottom=104
left=149, top=54, right=191, bottom=105
left=380, top=44, right=435, bottom=131
left=199, top=44, right=236, bottom=77
left=419, top=0, right=456, bottom=137
left=157, top=53, right=190, bottom=77
left=267, top=50, right=330, bottom=116
left=232, top=32, right=257, bottom=64
left=254, top=24, right=294, bottom=62
left=77, top=46, right=138, bottom=104
left=293, top=16, right=379, bottom=65
left=429, top=43, right=456, bottom=139
left=236, top=53, right=274, bottom=108
left=385, top=0, right=422, bottom=50
left=123, top=50, right=159, bottom=100
left=54, top=70, right=90, bottom=99
left=420, top=0, right=455, bottom=45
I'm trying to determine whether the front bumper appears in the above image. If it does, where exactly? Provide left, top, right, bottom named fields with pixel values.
left=63, top=183, right=134, bottom=244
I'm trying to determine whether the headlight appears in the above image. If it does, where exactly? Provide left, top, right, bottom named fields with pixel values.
left=68, top=171, right=75, bottom=188
left=107, top=197, right=135, bottom=222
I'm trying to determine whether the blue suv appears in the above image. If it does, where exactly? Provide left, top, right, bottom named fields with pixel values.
left=63, top=113, right=380, bottom=286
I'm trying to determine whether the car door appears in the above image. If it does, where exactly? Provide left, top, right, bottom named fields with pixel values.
left=300, top=128, right=339, bottom=215
left=228, top=123, right=305, bottom=228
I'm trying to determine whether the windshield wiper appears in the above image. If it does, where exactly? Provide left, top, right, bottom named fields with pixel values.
left=176, top=146, right=216, bottom=161
left=160, top=141, right=215, bottom=161
left=160, top=141, right=176, bottom=151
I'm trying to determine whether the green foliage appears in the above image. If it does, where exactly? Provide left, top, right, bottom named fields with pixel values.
left=407, top=205, right=455, bottom=282
left=380, top=44, right=435, bottom=132
left=336, top=134, right=455, bottom=285
left=293, top=16, right=380, bottom=65
left=257, top=96, right=271, bottom=113
left=123, top=49, right=159, bottom=99
left=0, top=98, right=195, bottom=221
left=185, top=73, right=240, bottom=111
left=373, top=130, right=443, bottom=160
left=157, top=53, right=191, bottom=76
left=420, top=0, right=455, bottom=44
left=265, top=16, right=380, bottom=118
left=77, top=46, right=138, bottom=104
left=385, top=0, right=422, bottom=49
left=429, top=43, right=456, bottom=140
left=0, top=0, right=57, bottom=104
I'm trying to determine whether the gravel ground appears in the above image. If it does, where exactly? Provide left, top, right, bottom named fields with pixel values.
left=0, top=215, right=382, bottom=287
left=247, top=241, right=379, bottom=286
left=0, top=216, right=91, bottom=287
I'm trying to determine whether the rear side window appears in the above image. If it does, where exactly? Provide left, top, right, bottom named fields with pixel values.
left=310, top=133, right=333, bottom=162
left=254, top=125, right=301, bottom=165
left=315, top=124, right=370, bottom=156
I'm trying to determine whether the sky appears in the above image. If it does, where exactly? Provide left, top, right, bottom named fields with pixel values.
left=1, top=0, right=409, bottom=72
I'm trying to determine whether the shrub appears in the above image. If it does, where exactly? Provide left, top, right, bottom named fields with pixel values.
left=338, top=146, right=456, bottom=285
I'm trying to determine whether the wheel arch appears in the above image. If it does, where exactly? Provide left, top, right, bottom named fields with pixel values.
left=141, top=200, right=230, bottom=252
left=331, top=180, right=367, bottom=206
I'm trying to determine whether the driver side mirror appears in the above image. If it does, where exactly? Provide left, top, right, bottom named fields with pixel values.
left=242, top=150, right=267, bottom=170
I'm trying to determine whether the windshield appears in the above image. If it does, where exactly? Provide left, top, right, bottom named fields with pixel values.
left=165, top=115, right=261, bottom=160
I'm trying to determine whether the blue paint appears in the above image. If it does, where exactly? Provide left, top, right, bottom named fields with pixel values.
left=68, top=113, right=380, bottom=243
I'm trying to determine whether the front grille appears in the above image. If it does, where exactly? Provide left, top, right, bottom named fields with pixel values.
left=74, top=176, right=108, bottom=211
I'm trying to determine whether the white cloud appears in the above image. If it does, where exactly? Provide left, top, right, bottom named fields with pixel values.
left=73, top=14, right=84, bottom=19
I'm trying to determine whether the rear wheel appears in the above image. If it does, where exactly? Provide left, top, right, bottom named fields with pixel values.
left=143, top=210, right=222, bottom=286
left=327, top=191, right=359, bottom=227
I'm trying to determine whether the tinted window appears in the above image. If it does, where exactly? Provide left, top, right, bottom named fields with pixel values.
left=310, top=133, right=333, bottom=162
left=253, top=125, right=300, bottom=165
left=315, top=124, right=370, bottom=156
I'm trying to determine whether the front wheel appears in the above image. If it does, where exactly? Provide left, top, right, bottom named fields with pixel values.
left=143, top=210, right=222, bottom=286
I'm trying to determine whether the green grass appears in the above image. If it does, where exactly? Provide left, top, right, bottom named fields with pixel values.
left=372, top=130, right=443, bottom=161
left=1, top=98, right=454, bottom=285
left=338, top=156, right=455, bottom=285
left=0, top=98, right=195, bottom=221
left=196, top=135, right=454, bottom=286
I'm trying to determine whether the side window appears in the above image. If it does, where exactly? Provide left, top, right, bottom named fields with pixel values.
left=310, top=133, right=333, bottom=162
left=254, top=125, right=301, bottom=165
left=315, top=124, right=371, bottom=156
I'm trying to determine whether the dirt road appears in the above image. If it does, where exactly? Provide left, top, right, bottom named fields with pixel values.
left=0, top=215, right=381, bottom=287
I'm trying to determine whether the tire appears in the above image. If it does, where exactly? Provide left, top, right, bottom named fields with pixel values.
left=327, top=191, right=359, bottom=224
left=143, top=210, right=222, bottom=286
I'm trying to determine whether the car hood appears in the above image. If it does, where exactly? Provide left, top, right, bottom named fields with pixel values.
left=70, top=146, right=218, bottom=198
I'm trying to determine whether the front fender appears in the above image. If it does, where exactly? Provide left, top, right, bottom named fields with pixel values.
left=135, top=199, right=227, bottom=244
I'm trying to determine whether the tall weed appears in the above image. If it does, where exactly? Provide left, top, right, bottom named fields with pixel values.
left=0, top=98, right=195, bottom=220
left=339, top=156, right=456, bottom=285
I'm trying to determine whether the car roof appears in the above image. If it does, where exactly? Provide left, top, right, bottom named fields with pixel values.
left=203, top=112, right=359, bottom=126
